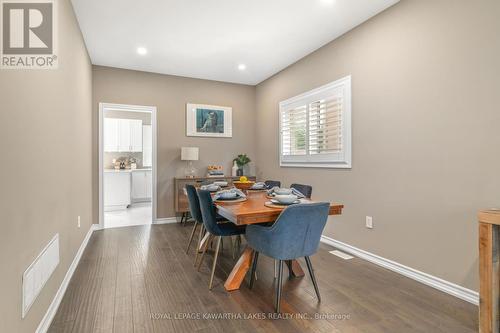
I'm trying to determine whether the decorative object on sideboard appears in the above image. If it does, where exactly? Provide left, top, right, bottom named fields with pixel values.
left=181, top=147, right=199, bottom=178
left=207, top=165, right=224, bottom=177
left=186, top=103, right=232, bottom=138
left=231, top=160, right=238, bottom=177
left=233, top=154, right=251, bottom=176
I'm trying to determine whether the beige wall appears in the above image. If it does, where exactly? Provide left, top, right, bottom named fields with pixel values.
left=255, top=0, right=500, bottom=291
left=0, top=0, right=93, bottom=332
left=92, top=66, right=256, bottom=219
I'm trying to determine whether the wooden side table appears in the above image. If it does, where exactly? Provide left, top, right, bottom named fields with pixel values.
left=478, top=209, right=500, bottom=333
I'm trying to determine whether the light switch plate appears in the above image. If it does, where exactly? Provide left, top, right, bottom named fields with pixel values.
left=366, top=216, right=373, bottom=229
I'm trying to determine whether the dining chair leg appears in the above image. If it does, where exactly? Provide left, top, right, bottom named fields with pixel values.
left=286, top=260, right=293, bottom=279
left=197, top=234, right=213, bottom=272
left=249, top=251, right=259, bottom=289
left=305, top=256, right=321, bottom=302
left=275, top=260, right=284, bottom=313
left=274, top=260, right=278, bottom=278
left=209, top=236, right=222, bottom=290
left=194, top=224, right=205, bottom=266
left=185, top=222, right=198, bottom=254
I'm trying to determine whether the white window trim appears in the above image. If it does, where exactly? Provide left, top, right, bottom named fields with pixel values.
left=279, top=75, right=352, bottom=169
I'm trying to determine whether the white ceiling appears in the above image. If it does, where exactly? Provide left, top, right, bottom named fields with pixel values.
left=72, top=0, right=399, bottom=85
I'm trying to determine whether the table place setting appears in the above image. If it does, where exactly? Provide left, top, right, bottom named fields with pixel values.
left=212, top=181, right=228, bottom=187
left=266, top=187, right=306, bottom=199
left=248, top=182, right=267, bottom=191
left=200, top=184, right=221, bottom=192
left=213, top=188, right=247, bottom=203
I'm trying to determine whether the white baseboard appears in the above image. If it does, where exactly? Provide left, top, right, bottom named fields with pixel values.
left=154, top=217, right=178, bottom=224
left=320, top=235, right=479, bottom=305
left=36, top=224, right=99, bottom=333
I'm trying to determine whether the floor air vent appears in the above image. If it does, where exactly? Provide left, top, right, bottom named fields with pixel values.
left=22, top=234, right=60, bottom=318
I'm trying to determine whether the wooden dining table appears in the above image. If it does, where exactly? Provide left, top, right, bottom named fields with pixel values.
left=208, top=190, right=343, bottom=291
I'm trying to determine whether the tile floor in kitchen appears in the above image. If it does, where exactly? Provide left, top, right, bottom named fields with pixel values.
left=104, top=202, right=152, bottom=228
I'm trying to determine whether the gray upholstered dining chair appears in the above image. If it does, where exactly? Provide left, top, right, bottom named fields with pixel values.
left=197, top=190, right=246, bottom=289
left=245, top=202, right=330, bottom=312
left=265, top=180, right=281, bottom=189
left=185, top=184, right=207, bottom=264
left=290, top=183, right=312, bottom=198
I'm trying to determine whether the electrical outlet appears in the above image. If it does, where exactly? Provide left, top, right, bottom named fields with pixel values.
left=366, top=216, right=373, bottom=229
left=77, top=216, right=81, bottom=228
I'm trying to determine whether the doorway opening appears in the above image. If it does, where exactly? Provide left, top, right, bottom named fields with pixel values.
left=98, top=103, right=157, bottom=229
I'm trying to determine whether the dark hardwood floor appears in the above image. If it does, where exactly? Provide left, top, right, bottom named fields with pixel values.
left=49, top=223, right=478, bottom=333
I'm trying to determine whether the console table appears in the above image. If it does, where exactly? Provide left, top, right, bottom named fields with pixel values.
left=478, top=209, right=500, bottom=333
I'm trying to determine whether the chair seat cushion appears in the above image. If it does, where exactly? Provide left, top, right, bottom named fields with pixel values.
left=218, top=223, right=246, bottom=236
left=216, top=215, right=227, bottom=222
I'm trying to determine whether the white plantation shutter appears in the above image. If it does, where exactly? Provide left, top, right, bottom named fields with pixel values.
left=281, top=105, right=307, bottom=156
left=279, top=76, right=351, bottom=168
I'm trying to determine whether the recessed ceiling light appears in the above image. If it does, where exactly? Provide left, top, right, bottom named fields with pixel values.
left=238, top=64, right=246, bottom=71
left=137, top=47, right=148, bottom=55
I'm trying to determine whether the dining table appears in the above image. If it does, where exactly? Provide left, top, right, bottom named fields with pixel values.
left=202, top=189, right=344, bottom=291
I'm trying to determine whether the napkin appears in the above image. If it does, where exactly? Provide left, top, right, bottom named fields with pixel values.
left=291, top=188, right=306, bottom=198
left=213, top=188, right=247, bottom=200
left=250, top=182, right=266, bottom=190
left=266, top=186, right=278, bottom=195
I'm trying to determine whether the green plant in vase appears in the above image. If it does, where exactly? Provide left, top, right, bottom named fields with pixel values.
left=233, top=154, right=251, bottom=176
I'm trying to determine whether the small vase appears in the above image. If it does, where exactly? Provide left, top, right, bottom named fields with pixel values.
left=236, top=168, right=243, bottom=176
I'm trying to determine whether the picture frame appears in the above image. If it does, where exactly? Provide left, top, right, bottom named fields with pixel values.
left=186, top=103, right=232, bottom=138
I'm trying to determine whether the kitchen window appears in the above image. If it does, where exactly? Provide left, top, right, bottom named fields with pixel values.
left=279, top=75, right=351, bottom=168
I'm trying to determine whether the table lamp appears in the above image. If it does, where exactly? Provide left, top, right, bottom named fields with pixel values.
left=181, top=147, right=199, bottom=178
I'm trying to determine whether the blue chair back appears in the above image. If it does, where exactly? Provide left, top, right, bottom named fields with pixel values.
left=197, top=190, right=224, bottom=235
left=265, top=180, right=281, bottom=189
left=185, top=184, right=203, bottom=223
left=246, top=203, right=329, bottom=260
left=290, top=183, right=312, bottom=198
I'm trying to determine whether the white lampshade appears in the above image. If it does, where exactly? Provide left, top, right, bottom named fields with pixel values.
left=181, top=147, right=199, bottom=161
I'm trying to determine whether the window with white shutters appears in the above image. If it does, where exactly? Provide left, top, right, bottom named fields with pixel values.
left=279, top=76, right=351, bottom=168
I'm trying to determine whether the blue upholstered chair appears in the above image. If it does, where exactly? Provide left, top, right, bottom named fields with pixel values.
left=185, top=185, right=206, bottom=262
left=245, top=202, right=330, bottom=312
left=290, top=183, right=313, bottom=198
left=197, top=190, right=246, bottom=289
left=265, top=180, right=281, bottom=189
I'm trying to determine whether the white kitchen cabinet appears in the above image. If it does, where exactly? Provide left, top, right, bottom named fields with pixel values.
left=131, top=170, right=152, bottom=202
left=104, top=118, right=120, bottom=152
left=104, top=171, right=131, bottom=211
left=118, top=119, right=131, bottom=152
left=104, top=118, right=143, bottom=152
left=129, top=120, right=143, bottom=152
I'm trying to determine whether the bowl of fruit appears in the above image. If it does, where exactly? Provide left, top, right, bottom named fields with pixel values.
left=233, top=176, right=255, bottom=191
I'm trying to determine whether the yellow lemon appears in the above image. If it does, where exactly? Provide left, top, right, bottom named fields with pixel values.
left=239, top=176, right=248, bottom=182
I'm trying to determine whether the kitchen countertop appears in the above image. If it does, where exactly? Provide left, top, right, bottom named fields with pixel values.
left=104, top=168, right=152, bottom=173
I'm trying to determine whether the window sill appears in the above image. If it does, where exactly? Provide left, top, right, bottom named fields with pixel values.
left=279, top=162, right=351, bottom=169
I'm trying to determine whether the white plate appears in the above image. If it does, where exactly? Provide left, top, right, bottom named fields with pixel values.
left=270, top=198, right=300, bottom=205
